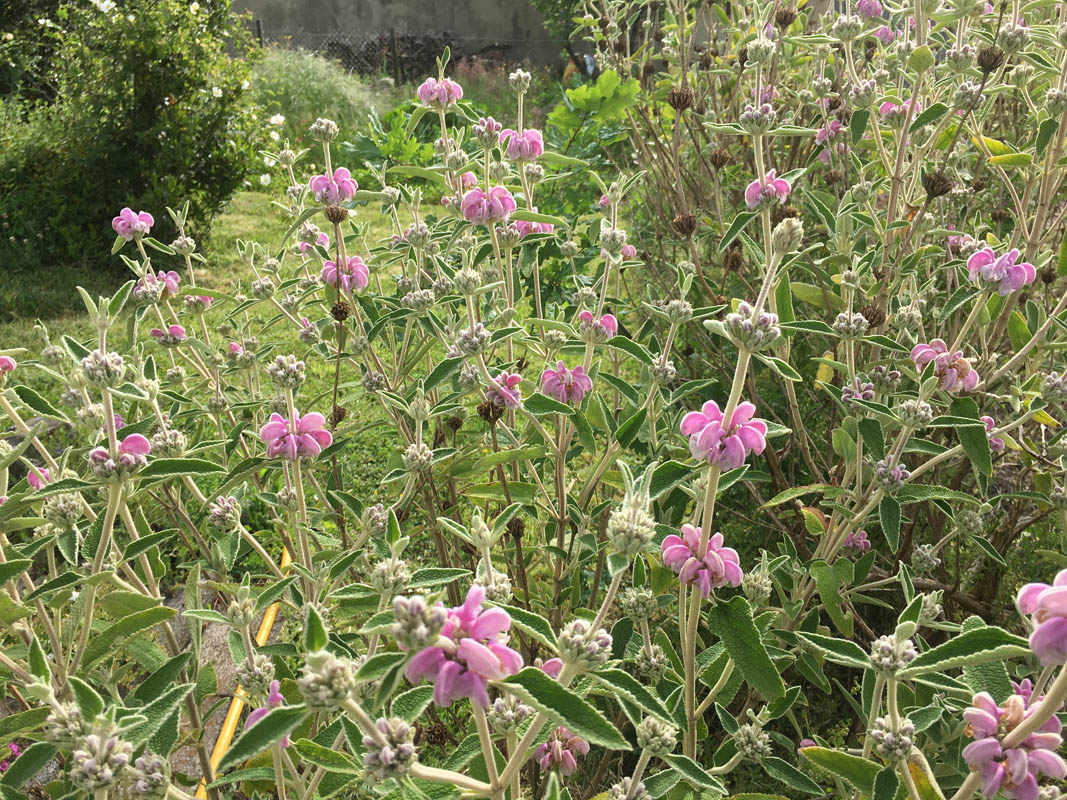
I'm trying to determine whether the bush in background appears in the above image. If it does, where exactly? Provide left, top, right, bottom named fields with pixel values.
left=0, top=0, right=263, bottom=316
left=251, top=47, right=401, bottom=146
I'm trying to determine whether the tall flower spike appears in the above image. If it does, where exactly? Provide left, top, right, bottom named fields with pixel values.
left=680, top=400, right=767, bottom=469
left=660, top=525, right=743, bottom=598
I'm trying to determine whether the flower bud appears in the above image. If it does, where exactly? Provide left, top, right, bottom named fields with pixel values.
left=869, top=634, right=917, bottom=674
left=870, top=716, right=914, bottom=760
left=636, top=716, right=677, bottom=757
left=558, top=619, right=612, bottom=671
left=364, top=717, right=418, bottom=781
left=734, top=723, right=772, bottom=761
left=298, top=649, right=357, bottom=709
left=369, top=557, right=412, bottom=596
left=309, top=117, right=339, bottom=142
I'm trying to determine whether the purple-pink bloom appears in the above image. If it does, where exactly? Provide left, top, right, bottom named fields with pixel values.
left=680, top=400, right=767, bottom=469
left=538, top=657, right=563, bottom=678
left=500, top=128, right=544, bottom=161
left=843, top=529, right=871, bottom=553
left=620, top=244, right=637, bottom=259
left=744, top=169, right=791, bottom=209
left=910, top=340, right=979, bottom=392
left=150, top=324, right=187, bottom=345
left=308, top=167, right=357, bottom=205
left=416, top=77, right=463, bottom=108
left=963, top=690, right=1065, bottom=800
left=661, top=524, right=743, bottom=598
left=404, top=585, right=522, bottom=708
left=113, top=414, right=125, bottom=430
left=321, top=256, right=370, bottom=293
left=856, top=0, right=883, bottom=19
left=577, top=310, right=618, bottom=341
left=541, top=361, right=593, bottom=406
left=486, top=372, right=523, bottom=409
left=966, top=247, right=1036, bottom=296
left=1017, top=569, right=1067, bottom=665
left=459, top=171, right=478, bottom=190
left=981, top=416, right=1005, bottom=453
left=112, top=208, right=154, bottom=241
left=27, top=467, right=50, bottom=490
left=0, top=356, right=16, bottom=374
left=535, top=727, right=590, bottom=776
left=299, top=232, right=329, bottom=255
left=873, top=25, right=896, bottom=43
left=259, top=411, right=333, bottom=460
left=245, top=680, right=289, bottom=747
left=461, top=186, right=517, bottom=225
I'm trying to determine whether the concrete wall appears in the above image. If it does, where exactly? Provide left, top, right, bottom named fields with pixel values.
left=234, top=0, right=558, bottom=64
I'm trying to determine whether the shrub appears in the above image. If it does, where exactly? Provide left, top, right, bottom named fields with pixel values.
left=0, top=0, right=263, bottom=315
left=1, top=29, right=1067, bottom=800
left=251, top=47, right=401, bottom=146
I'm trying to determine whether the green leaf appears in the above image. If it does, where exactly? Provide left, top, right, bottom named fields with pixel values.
left=82, top=606, right=177, bottom=668
left=857, top=418, right=885, bottom=462
left=423, top=357, right=466, bottom=391
left=908, top=44, right=935, bottom=72
left=664, top=754, right=726, bottom=791
left=761, top=484, right=835, bottom=509
left=989, top=152, right=1032, bottom=167
left=1036, top=118, right=1058, bottom=159
left=800, top=747, right=879, bottom=794
left=649, top=461, right=694, bottom=500
left=292, top=738, right=361, bottom=773
left=810, top=560, right=854, bottom=637
left=27, top=476, right=96, bottom=498
left=138, top=458, right=226, bottom=480
left=606, top=336, right=654, bottom=366
left=592, top=669, right=671, bottom=721
left=850, top=110, right=869, bottom=144
left=795, top=632, right=870, bottom=669
left=909, top=103, right=948, bottom=132
left=879, top=495, right=901, bottom=551
left=706, top=596, right=785, bottom=701
left=951, top=397, right=992, bottom=477
left=511, top=209, right=568, bottom=228
left=407, top=567, right=471, bottom=590
left=500, top=667, right=629, bottom=750
left=0, top=559, right=31, bottom=587
left=304, top=605, right=329, bottom=652
left=68, top=676, right=104, bottom=720
left=207, top=767, right=276, bottom=788
left=763, top=756, right=824, bottom=794
left=127, top=683, right=195, bottom=748
left=9, top=385, right=66, bottom=421
left=391, top=685, right=435, bottom=722
left=616, top=408, right=647, bottom=448
left=901, top=626, right=1029, bottom=676
left=959, top=616, right=1013, bottom=702
left=719, top=211, right=758, bottom=251
left=873, top=765, right=900, bottom=800
left=0, top=708, right=49, bottom=739
left=494, top=603, right=557, bottom=649
left=357, top=652, right=407, bottom=682
left=0, top=742, right=56, bottom=789
left=524, top=392, right=575, bottom=417
left=218, top=705, right=308, bottom=773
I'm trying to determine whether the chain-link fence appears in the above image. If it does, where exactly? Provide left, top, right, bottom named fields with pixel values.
left=258, top=24, right=567, bottom=79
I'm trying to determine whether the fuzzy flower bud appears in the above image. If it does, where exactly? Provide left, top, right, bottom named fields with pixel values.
left=558, top=619, right=612, bottom=671
left=871, top=716, right=915, bottom=760
left=392, top=595, right=448, bottom=651
left=724, top=301, right=780, bottom=352
left=370, top=557, right=412, bottom=596
left=488, top=695, right=534, bottom=735
left=620, top=587, right=658, bottom=622
left=869, top=634, right=918, bottom=674
left=298, top=649, right=356, bottom=710
left=734, top=723, right=773, bottom=761
left=636, top=717, right=677, bottom=757
left=363, top=718, right=417, bottom=782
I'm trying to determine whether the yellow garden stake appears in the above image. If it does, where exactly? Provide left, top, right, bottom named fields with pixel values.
left=196, top=547, right=292, bottom=799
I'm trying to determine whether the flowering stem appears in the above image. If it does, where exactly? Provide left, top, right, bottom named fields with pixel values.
left=627, top=751, right=652, bottom=798
left=472, top=704, right=501, bottom=793
left=70, top=482, right=122, bottom=676
left=861, top=675, right=886, bottom=760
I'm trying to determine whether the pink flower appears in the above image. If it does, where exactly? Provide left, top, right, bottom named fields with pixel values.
left=981, top=416, right=1005, bottom=453
left=879, top=99, right=920, bottom=127
left=299, top=232, right=329, bottom=255
left=680, top=400, right=767, bottom=469
left=459, top=171, right=478, bottom=190
left=910, top=340, right=979, bottom=392
left=661, top=524, right=743, bottom=598
left=157, top=271, right=181, bottom=295
left=416, top=77, right=463, bottom=108
left=844, top=529, right=871, bottom=553
left=486, top=372, right=523, bottom=409
left=461, top=186, right=517, bottom=225
left=538, top=657, right=563, bottom=678
left=620, top=244, right=637, bottom=259
left=88, top=433, right=152, bottom=478
left=259, top=411, right=333, bottom=460
left=0, top=356, right=16, bottom=374
left=1017, top=570, right=1067, bottom=665
left=228, top=342, right=244, bottom=356
left=308, top=167, right=357, bottom=205
left=113, top=414, right=125, bottom=430
left=513, top=207, right=555, bottom=237
left=577, top=310, right=618, bottom=342
left=405, top=585, right=522, bottom=707
left=598, top=194, right=610, bottom=209
left=245, top=680, right=289, bottom=747
left=535, top=727, right=589, bottom=776
left=27, top=467, right=51, bottom=490
left=966, top=247, right=1036, bottom=295
left=873, top=25, right=896, bottom=44
left=815, top=119, right=843, bottom=145
left=500, top=128, right=544, bottom=161
left=321, top=256, right=370, bottom=293
left=150, top=324, right=187, bottom=346
left=962, top=690, right=1065, bottom=799
left=856, top=0, right=883, bottom=19
left=112, top=208, right=154, bottom=241
left=744, top=169, right=791, bottom=209
left=541, top=361, right=593, bottom=406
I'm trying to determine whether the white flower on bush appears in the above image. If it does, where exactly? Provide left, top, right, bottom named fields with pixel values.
left=91, top=0, right=116, bottom=11
left=189, top=2, right=199, bottom=12
left=269, top=114, right=286, bottom=126
left=269, top=130, right=280, bottom=142
left=211, top=87, right=223, bottom=98
left=259, top=174, right=271, bottom=187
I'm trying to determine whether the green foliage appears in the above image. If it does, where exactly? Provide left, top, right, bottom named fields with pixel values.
left=0, top=0, right=264, bottom=311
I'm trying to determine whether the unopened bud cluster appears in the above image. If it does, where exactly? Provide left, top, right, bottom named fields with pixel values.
left=636, top=717, right=677, bottom=757
left=725, top=302, right=780, bottom=352
left=832, top=311, right=869, bottom=339
left=391, top=595, right=447, bottom=650
left=267, top=354, right=306, bottom=388
left=488, top=695, right=534, bottom=735
left=363, top=717, right=417, bottom=781
left=298, top=649, right=357, bottom=709
left=82, top=350, right=126, bottom=386
left=874, top=457, right=911, bottom=490
left=734, top=723, right=773, bottom=761
left=558, top=619, right=612, bottom=670
left=869, top=634, right=918, bottom=674
left=619, top=587, right=658, bottom=622
left=606, top=493, right=656, bottom=555
left=870, top=716, right=915, bottom=760
left=235, top=653, right=276, bottom=698
left=370, top=557, right=412, bottom=596
left=69, top=727, right=133, bottom=791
